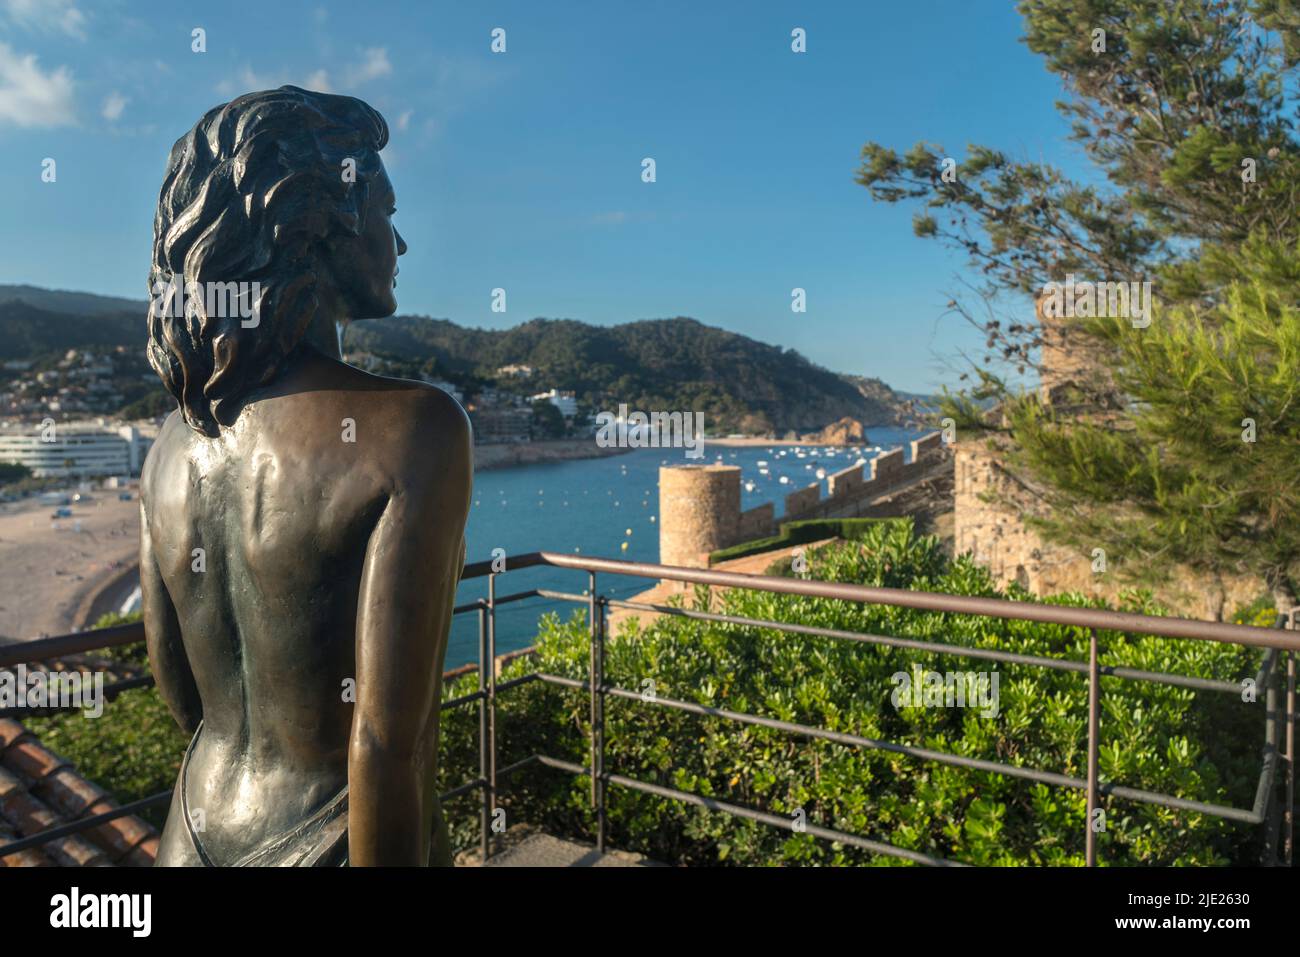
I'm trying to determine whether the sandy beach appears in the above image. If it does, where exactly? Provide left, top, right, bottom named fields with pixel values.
left=0, top=493, right=141, bottom=642
left=0, top=440, right=633, bottom=644
left=0, top=435, right=883, bottom=644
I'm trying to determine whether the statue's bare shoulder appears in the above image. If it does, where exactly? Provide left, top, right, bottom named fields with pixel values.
left=322, top=361, right=474, bottom=491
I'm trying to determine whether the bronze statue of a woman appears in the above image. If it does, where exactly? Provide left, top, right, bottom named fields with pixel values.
left=140, top=87, right=473, bottom=866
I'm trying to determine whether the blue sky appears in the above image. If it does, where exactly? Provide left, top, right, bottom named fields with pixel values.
left=0, top=0, right=1090, bottom=394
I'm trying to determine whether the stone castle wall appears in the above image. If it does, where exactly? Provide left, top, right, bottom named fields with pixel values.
left=784, top=432, right=946, bottom=524
left=953, top=438, right=1075, bottom=592
left=658, top=432, right=947, bottom=567
left=735, top=502, right=775, bottom=543
left=950, top=293, right=1261, bottom=619
left=953, top=438, right=1260, bottom=619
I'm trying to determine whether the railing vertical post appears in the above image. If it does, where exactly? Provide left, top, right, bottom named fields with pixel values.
left=477, top=600, right=490, bottom=863
left=487, top=572, right=499, bottom=859
left=1085, top=627, right=1100, bottom=867
left=598, top=590, right=607, bottom=853
left=1264, top=650, right=1280, bottom=866
left=1286, top=648, right=1295, bottom=866
left=589, top=571, right=606, bottom=853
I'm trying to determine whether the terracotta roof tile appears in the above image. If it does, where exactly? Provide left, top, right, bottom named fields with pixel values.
left=0, top=819, right=54, bottom=866
left=0, top=714, right=158, bottom=867
left=0, top=647, right=493, bottom=866
left=0, top=765, right=111, bottom=866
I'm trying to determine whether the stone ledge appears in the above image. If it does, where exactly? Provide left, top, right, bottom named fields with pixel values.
left=455, top=822, right=663, bottom=867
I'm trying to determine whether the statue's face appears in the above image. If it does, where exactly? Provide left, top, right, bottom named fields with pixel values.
left=331, top=161, right=407, bottom=319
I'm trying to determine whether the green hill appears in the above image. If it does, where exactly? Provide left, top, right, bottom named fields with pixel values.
left=345, top=315, right=917, bottom=432
left=0, top=284, right=144, bottom=317
left=0, top=299, right=139, bottom=360
left=0, top=286, right=919, bottom=432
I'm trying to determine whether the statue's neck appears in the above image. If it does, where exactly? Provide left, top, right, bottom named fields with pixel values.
left=301, top=307, right=348, bottom=361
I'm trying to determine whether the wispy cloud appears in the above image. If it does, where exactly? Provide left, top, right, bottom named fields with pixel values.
left=0, top=41, right=76, bottom=128
left=215, top=47, right=391, bottom=100
left=305, top=68, right=332, bottom=92
left=1, top=0, right=87, bottom=40
left=101, top=91, right=127, bottom=122
left=342, top=47, right=391, bottom=88
left=414, top=55, right=514, bottom=144
left=216, top=66, right=333, bottom=97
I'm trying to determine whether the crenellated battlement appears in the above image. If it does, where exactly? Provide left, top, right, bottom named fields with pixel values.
left=658, top=432, right=947, bottom=567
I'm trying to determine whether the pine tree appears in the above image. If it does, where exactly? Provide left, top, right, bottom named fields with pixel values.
left=856, top=0, right=1300, bottom=615
left=1005, top=237, right=1300, bottom=616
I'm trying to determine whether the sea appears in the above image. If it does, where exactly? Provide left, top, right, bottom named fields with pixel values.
left=447, top=426, right=927, bottom=668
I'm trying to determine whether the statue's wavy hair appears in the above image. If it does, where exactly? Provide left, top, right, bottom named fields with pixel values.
left=147, top=86, right=389, bottom=436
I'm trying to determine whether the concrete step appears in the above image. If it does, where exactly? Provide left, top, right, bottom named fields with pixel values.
left=456, top=825, right=662, bottom=867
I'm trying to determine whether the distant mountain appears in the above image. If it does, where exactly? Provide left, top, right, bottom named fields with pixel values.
left=0, top=284, right=145, bottom=317
left=0, top=286, right=921, bottom=431
left=0, top=299, right=139, bottom=360
left=346, top=315, right=918, bottom=431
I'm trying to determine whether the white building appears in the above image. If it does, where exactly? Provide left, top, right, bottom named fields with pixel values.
left=0, top=420, right=156, bottom=478
left=530, top=389, right=578, bottom=418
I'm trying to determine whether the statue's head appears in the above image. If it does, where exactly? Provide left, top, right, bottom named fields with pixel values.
left=147, top=86, right=404, bottom=435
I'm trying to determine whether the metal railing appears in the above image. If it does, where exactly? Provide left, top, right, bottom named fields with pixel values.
left=1, top=550, right=1296, bottom=866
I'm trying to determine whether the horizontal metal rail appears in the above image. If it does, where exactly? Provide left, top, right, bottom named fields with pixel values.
left=0, top=623, right=147, bottom=668
left=532, top=754, right=966, bottom=867
left=0, top=673, right=156, bottom=719
left=524, top=552, right=1300, bottom=651
left=532, top=672, right=1267, bottom=825
left=548, top=590, right=1259, bottom=695
left=6, top=550, right=1293, bottom=669
left=0, top=790, right=172, bottom=859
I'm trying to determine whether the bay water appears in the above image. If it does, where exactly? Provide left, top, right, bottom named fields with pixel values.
left=449, top=426, right=928, bottom=668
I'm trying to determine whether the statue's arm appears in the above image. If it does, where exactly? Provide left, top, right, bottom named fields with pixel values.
left=350, top=396, right=473, bottom=865
left=140, top=500, right=202, bottom=736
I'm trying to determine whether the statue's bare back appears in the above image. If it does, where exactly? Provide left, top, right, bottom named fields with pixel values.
left=145, top=353, right=471, bottom=865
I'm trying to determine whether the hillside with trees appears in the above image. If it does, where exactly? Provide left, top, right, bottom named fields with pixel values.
left=345, top=315, right=919, bottom=433
left=0, top=285, right=921, bottom=434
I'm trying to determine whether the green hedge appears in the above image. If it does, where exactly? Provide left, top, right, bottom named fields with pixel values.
left=709, top=517, right=902, bottom=564
left=21, top=612, right=186, bottom=830
left=442, top=519, right=1271, bottom=865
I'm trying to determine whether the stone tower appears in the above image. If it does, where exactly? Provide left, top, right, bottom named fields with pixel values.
left=952, top=291, right=1258, bottom=617
left=658, top=464, right=740, bottom=568
left=953, top=291, right=1108, bottom=593
left=1035, top=289, right=1120, bottom=408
